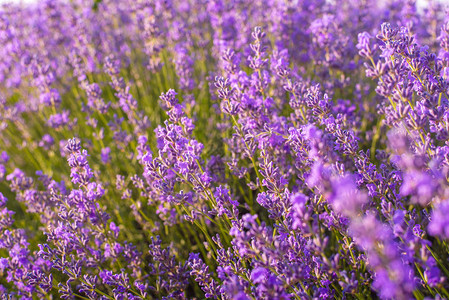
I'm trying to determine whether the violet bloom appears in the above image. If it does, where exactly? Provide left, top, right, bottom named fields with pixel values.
left=0, top=192, right=6, bottom=207
left=428, top=201, right=449, bottom=239
left=101, top=147, right=111, bottom=164
left=329, top=175, right=368, bottom=217
left=38, top=134, right=54, bottom=150
left=47, top=110, right=72, bottom=129
left=65, top=138, right=93, bottom=186
left=0, top=151, right=9, bottom=163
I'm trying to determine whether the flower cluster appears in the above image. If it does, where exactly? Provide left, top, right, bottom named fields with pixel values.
left=1, top=0, right=449, bottom=299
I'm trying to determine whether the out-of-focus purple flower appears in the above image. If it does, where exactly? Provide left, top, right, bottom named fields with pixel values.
left=47, top=110, right=74, bottom=129
left=39, top=134, right=54, bottom=150
left=101, top=147, right=111, bottom=164
left=0, top=192, right=7, bottom=208
left=329, top=175, right=368, bottom=217
left=428, top=201, right=449, bottom=239
left=251, top=267, right=268, bottom=284
left=0, top=151, right=9, bottom=163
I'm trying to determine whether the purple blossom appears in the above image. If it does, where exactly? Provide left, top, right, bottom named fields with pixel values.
left=101, top=147, right=111, bottom=164
left=0, top=1, right=448, bottom=299
left=428, top=201, right=449, bottom=239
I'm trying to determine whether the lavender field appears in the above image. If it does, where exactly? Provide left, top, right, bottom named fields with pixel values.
left=1, top=0, right=449, bottom=299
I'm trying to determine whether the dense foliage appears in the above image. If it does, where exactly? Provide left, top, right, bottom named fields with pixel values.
left=1, top=0, right=449, bottom=299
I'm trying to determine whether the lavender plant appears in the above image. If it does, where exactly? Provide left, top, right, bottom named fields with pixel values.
left=1, top=0, right=449, bottom=299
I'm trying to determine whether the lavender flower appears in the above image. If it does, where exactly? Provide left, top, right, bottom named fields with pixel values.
left=0, top=1, right=448, bottom=299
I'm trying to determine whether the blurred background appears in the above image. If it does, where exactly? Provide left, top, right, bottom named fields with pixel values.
left=0, top=0, right=444, bottom=10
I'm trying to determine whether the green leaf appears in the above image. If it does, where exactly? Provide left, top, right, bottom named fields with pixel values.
left=93, top=0, right=102, bottom=10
